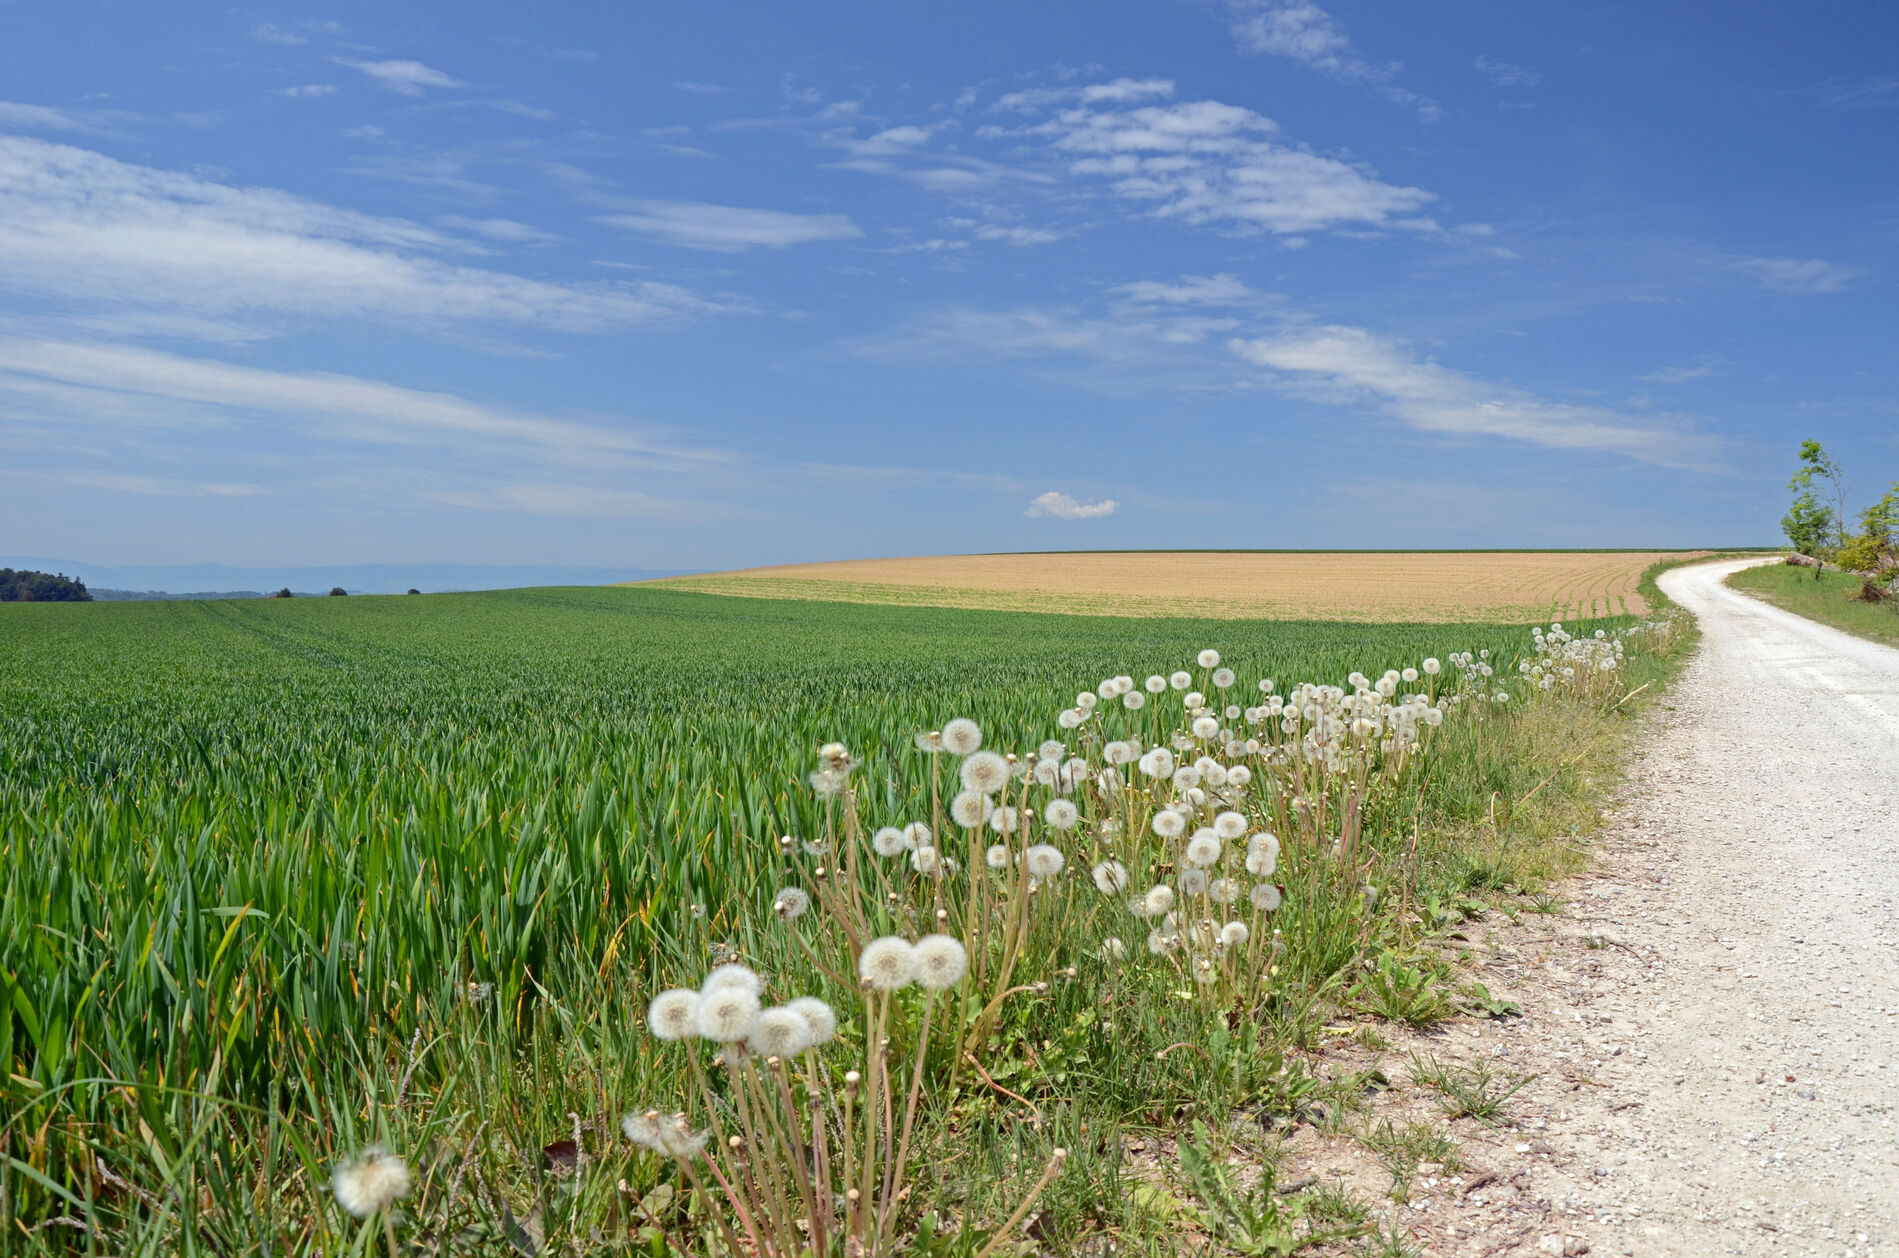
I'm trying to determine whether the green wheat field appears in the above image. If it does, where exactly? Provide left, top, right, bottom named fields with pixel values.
left=0, top=586, right=1682, bottom=1255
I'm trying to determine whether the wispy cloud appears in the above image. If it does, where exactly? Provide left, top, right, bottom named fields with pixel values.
left=1229, top=324, right=1713, bottom=465
left=1474, top=55, right=1540, bottom=88
left=274, top=84, right=337, bottom=99
left=1640, top=355, right=1724, bottom=384
left=0, top=136, right=723, bottom=335
left=1726, top=255, right=1859, bottom=294
left=490, top=99, right=555, bottom=120
left=1805, top=75, right=1899, bottom=111
left=595, top=200, right=863, bottom=251
left=62, top=470, right=265, bottom=496
left=0, top=338, right=732, bottom=468
left=334, top=59, right=467, bottom=96
left=1226, top=2, right=1443, bottom=121
left=429, top=481, right=743, bottom=520
left=1014, top=92, right=1437, bottom=235
left=438, top=215, right=562, bottom=245
left=1025, top=490, right=1118, bottom=519
left=674, top=81, right=729, bottom=95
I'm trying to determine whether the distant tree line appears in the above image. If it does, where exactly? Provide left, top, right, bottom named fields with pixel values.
left=1783, top=440, right=1898, bottom=597
left=0, top=569, right=92, bottom=602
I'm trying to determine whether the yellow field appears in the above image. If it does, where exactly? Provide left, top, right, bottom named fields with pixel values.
left=654, top=551, right=1703, bottom=622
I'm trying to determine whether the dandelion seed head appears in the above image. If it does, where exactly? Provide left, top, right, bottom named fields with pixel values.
left=696, top=985, right=761, bottom=1042
left=1220, top=921, right=1249, bottom=947
left=1092, top=859, right=1129, bottom=894
left=646, top=988, right=702, bottom=1041
left=772, top=887, right=810, bottom=920
left=986, top=843, right=1010, bottom=869
left=1190, top=715, right=1220, bottom=740
left=1151, top=810, right=1186, bottom=839
left=1185, top=830, right=1223, bottom=867
left=332, top=1146, right=411, bottom=1219
left=915, top=730, right=945, bottom=753
left=1179, top=867, right=1209, bottom=896
left=786, top=996, right=837, bottom=1046
left=1122, top=690, right=1146, bottom=710
left=1227, top=765, right=1252, bottom=788
left=1100, top=937, right=1126, bottom=962
left=1138, top=748, right=1176, bottom=780
left=748, top=1006, right=813, bottom=1057
left=1077, top=691, right=1098, bottom=710
left=622, top=1112, right=663, bottom=1153
left=904, top=821, right=933, bottom=848
left=911, top=845, right=942, bottom=875
left=1213, top=811, right=1246, bottom=840
left=1211, top=667, right=1236, bottom=690
left=960, top=751, right=1010, bottom=795
left=1043, top=798, right=1080, bottom=830
left=1208, top=878, right=1239, bottom=905
left=1251, top=883, right=1282, bottom=912
left=987, top=806, right=1020, bottom=835
left=1422, top=658, right=1441, bottom=675
left=1197, top=649, right=1221, bottom=668
left=950, top=790, right=993, bottom=829
left=658, top=1116, right=709, bottom=1160
left=701, top=964, right=762, bottom=998
left=873, top=826, right=910, bottom=857
left=1145, top=674, right=1167, bottom=694
left=1143, top=884, right=1176, bottom=916
left=941, top=718, right=983, bottom=756
left=913, top=934, right=970, bottom=990
left=1172, top=766, right=1203, bottom=792
left=1024, top=844, right=1065, bottom=879
left=858, top=936, right=917, bottom=991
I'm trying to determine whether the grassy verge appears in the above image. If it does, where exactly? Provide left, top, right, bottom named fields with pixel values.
left=1728, top=561, right=1899, bottom=647
left=0, top=589, right=1693, bottom=1255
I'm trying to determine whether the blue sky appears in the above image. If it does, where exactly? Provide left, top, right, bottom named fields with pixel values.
left=1, top=1, right=1894, bottom=570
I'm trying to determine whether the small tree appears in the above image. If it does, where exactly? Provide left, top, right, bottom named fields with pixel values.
left=271, top=587, right=294, bottom=599
left=329, top=586, right=348, bottom=597
left=407, top=588, right=421, bottom=595
left=1783, top=441, right=1841, bottom=579
left=1838, top=481, right=1899, bottom=588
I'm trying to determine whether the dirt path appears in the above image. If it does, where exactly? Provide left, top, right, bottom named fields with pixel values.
left=1270, top=560, right=1899, bottom=1256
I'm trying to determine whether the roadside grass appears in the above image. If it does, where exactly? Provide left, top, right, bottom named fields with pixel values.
left=0, top=581, right=1695, bottom=1254
left=1727, top=561, right=1899, bottom=648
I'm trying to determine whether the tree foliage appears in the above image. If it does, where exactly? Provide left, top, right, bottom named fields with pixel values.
left=0, top=568, right=92, bottom=602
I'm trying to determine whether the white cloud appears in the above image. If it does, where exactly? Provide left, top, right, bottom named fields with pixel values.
left=1026, top=96, right=1436, bottom=234
left=0, top=136, right=719, bottom=334
left=491, top=99, right=555, bottom=120
left=1227, top=2, right=1442, bottom=120
left=63, top=470, right=265, bottom=496
left=0, top=101, right=93, bottom=131
left=1113, top=273, right=1257, bottom=306
left=1640, top=356, right=1724, bottom=384
left=991, top=77, right=1175, bottom=112
left=0, top=337, right=733, bottom=469
left=1474, top=56, right=1540, bottom=88
left=1026, top=490, right=1118, bottom=520
left=274, top=84, right=337, bottom=99
left=438, top=215, right=562, bottom=245
left=674, top=81, right=729, bottom=95
left=250, top=23, right=307, bottom=45
left=334, top=59, right=467, bottom=96
left=1229, top=324, right=1712, bottom=465
left=595, top=200, right=863, bottom=251
left=1726, top=255, right=1859, bottom=294
left=973, top=224, right=1063, bottom=245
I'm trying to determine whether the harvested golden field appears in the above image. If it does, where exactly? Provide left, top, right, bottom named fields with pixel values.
left=656, top=550, right=1705, bottom=622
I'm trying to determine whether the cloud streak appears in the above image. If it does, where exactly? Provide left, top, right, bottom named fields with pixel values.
left=595, top=200, right=863, bottom=251
left=1229, top=325, right=1713, bottom=465
left=0, top=136, right=723, bottom=335
left=1726, top=255, right=1859, bottom=294
left=334, top=59, right=468, bottom=96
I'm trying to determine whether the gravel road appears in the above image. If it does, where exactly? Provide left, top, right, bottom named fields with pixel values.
left=1492, top=559, right=1899, bottom=1256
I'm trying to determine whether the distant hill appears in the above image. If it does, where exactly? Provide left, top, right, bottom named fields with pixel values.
left=2, top=558, right=696, bottom=597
